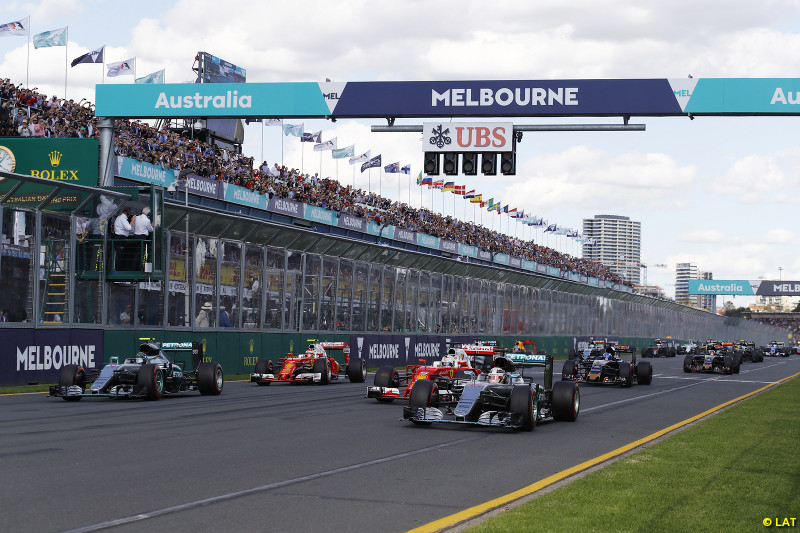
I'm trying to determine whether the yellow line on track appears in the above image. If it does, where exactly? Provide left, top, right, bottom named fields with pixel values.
left=408, top=370, right=800, bottom=533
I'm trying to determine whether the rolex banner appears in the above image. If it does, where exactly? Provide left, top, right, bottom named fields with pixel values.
left=0, top=138, right=99, bottom=187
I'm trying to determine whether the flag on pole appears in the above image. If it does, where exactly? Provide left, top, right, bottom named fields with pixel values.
left=301, top=130, right=322, bottom=143
left=545, top=224, right=558, bottom=233
left=33, top=27, right=67, bottom=48
left=470, top=194, right=482, bottom=203
left=502, top=205, right=509, bottom=213
left=332, top=145, right=354, bottom=159
left=349, top=150, right=371, bottom=165
left=416, top=171, right=424, bottom=185
left=0, top=17, right=29, bottom=37
left=135, top=69, right=165, bottom=84
left=486, top=198, right=495, bottom=209
left=454, top=185, right=465, bottom=195
left=246, top=118, right=283, bottom=125
left=443, top=182, right=455, bottom=192
left=71, top=45, right=104, bottom=67
left=384, top=162, right=400, bottom=173
left=314, top=137, right=337, bottom=151
left=401, top=164, right=411, bottom=174
left=433, top=180, right=445, bottom=190
left=283, top=123, right=304, bottom=137
left=361, top=154, right=381, bottom=173
left=464, top=190, right=475, bottom=199
left=420, top=176, right=433, bottom=186
left=107, top=58, right=135, bottom=77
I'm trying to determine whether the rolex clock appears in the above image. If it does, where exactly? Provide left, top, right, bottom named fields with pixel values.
left=0, top=145, right=15, bottom=173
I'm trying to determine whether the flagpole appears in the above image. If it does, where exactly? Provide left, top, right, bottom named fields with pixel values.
left=133, top=57, right=137, bottom=81
left=63, top=28, right=68, bottom=99
left=260, top=121, right=264, bottom=164
left=26, top=20, right=30, bottom=89
left=301, top=142, right=304, bottom=175
left=280, top=120, right=284, bottom=167
left=102, top=45, right=105, bottom=84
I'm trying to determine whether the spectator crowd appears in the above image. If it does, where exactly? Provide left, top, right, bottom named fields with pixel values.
left=1, top=77, right=629, bottom=286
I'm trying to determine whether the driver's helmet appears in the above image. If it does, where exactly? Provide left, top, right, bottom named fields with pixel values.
left=603, top=352, right=612, bottom=360
left=440, top=355, right=455, bottom=367
left=488, top=367, right=506, bottom=384
left=708, top=349, right=715, bottom=356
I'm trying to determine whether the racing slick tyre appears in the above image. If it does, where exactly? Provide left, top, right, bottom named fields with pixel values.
left=408, top=380, right=439, bottom=425
left=198, top=362, right=224, bottom=395
left=733, top=356, right=741, bottom=374
left=636, top=361, right=653, bottom=385
left=723, top=356, right=734, bottom=375
left=253, top=359, right=273, bottom=386
left=641, top=346, right=648, bottom=357
left=313, top=358, right=331, bottom=385
left=670, top=347, right=677, bottom=357
left=138, top=363, right=164, bottom=401
left=509, top=385, right=536, bottom=432
left=346, top=357, right=367, bottom=383
left=373, top=365, right=399, bottom=403
left=683, top=355, right=693, bottom=373
left=552, top=381, right=579, bottom=422
left=561, top=359, right=578, bottom=381
left=58, top=364, right=86, bottom=401
left=619, top=362, right=633, bottom=387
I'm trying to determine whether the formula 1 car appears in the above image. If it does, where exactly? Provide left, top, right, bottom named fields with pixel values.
left=641, top=339, right=676, bottom=358
left=562, top=344, right=652, bottom=387
left=401, top=353, right=579, bottom=431
left=733, top=341, right=763, bottom=363
left=683, top=350, right=740, bottom=374
left=366, top=342, right=492, bottom=403
left=250, top=340, right=367, bottom=385
left=762, top=341, right=790, bottom=357
left=49, top=341, right=223, bottom=401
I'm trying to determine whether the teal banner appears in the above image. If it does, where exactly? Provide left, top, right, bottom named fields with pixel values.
left=458, top=244, right=477, bottom=258
left=96, top=82, right=331, bottom=117
left=493, top=253, right=510, bottom=266
left=688, top=279, right=754, bottom=295
left=116, top=156, right=175, bottom=186
left=304, top=205, right=337, bottom=225
left=367, top=221, right=394, bottom=239
left=686, top=78, right=800, bottom=114
left=223, top=183, right=267, bottom=209
left=417, top=233, right=439, bottom=249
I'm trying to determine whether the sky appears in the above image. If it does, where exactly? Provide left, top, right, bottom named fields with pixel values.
left=3, top=0, right=800, bottom=303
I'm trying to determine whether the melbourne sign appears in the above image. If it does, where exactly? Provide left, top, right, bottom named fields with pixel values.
left=422, top=122, right=513, bottom=152
left=95, top=78, right=800, bottom=119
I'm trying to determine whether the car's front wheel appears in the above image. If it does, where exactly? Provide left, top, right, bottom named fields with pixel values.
left=58, top=364, right=86, bottom=401
left=138, top=364, right=164, bottom=400
left=509, top=385, right=536, bottom=431
left=313, top=358, right=331, bottom=385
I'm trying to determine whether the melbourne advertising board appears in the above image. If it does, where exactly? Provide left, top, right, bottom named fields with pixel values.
left=95, top=78, right=800, bottom=119
left=1, top=328, right=103, bottom=386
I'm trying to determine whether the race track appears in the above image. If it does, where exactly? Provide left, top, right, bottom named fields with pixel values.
left=2, top=354, right=798, bottom=533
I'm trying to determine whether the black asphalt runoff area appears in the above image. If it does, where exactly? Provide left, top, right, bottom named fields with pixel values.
left=2, top=355, right=798, bottom=533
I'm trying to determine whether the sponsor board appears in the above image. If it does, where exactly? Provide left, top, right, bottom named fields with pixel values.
left=0, top=138, right=99, bottom=187
left=1, top=329, right=103, bottom=386
left=350, top=334, right=474, bottom=366
left=337, top=213, right=366, bottom=232
left=688, top=279, right=754, bottom=295
left=304, top=205, right=337, bottom=226
left=268, top=197, right=303, bottom=217
left=493, top=253, right=510, bottom=266
left=422, top=122, right=513, bottom=152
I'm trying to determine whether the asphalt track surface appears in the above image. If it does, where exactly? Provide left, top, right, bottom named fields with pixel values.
left=2, top=354, right=799, bottom=533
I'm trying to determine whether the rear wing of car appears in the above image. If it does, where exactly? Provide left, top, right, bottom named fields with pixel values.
left=157, top=340, right=203, bottom=370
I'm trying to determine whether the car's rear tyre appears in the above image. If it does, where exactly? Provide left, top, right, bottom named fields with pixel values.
left=373, top=365, right=397, bottom=387
left=619, top=362, right=633, bottom=387
left=509, top=385, right=536, bottom=431
left=724, top=356, right=733, bottom=375
left=198, top=362, right=224, bottom=395
left=58, top=364, right=86, bottom=401
left=346, top=357, right=367, bottom=383
left=561, top=359, right=577, bottom=381
left=138, top=363, right=164, bottom=400
left=313, top=358, right=331, bottom=385
left=568, top=349, right=577, bottom=360
left=636, top=361, right=652, bottom=385
left=683, top=355, right=693, bottom=373
left=733, top=356, right=741, bottom=374
left=551, top=381, right=579, bottom=422
left=408, top=379, right=438, bottom=425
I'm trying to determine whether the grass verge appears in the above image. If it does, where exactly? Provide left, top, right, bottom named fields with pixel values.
left=467, top=375, right=800, bottom=533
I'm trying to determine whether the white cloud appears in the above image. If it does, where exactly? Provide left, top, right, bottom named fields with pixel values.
left=679, top=230, right=728, bottom=243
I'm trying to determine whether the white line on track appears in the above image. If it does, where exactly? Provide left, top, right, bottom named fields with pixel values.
left=581, top=380, right=706, bottom=413
left=58, top=435, right=490, bottom=533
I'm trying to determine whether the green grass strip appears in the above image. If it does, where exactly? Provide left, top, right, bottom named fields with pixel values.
left=465, top=375, right=800, bottom=533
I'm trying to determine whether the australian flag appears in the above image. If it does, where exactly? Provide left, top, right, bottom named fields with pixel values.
left=545, top=224, right=558, bottom=233
left=384, top=162, right=400, bottom=173
left=361, top=154, right=381, bottom=173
